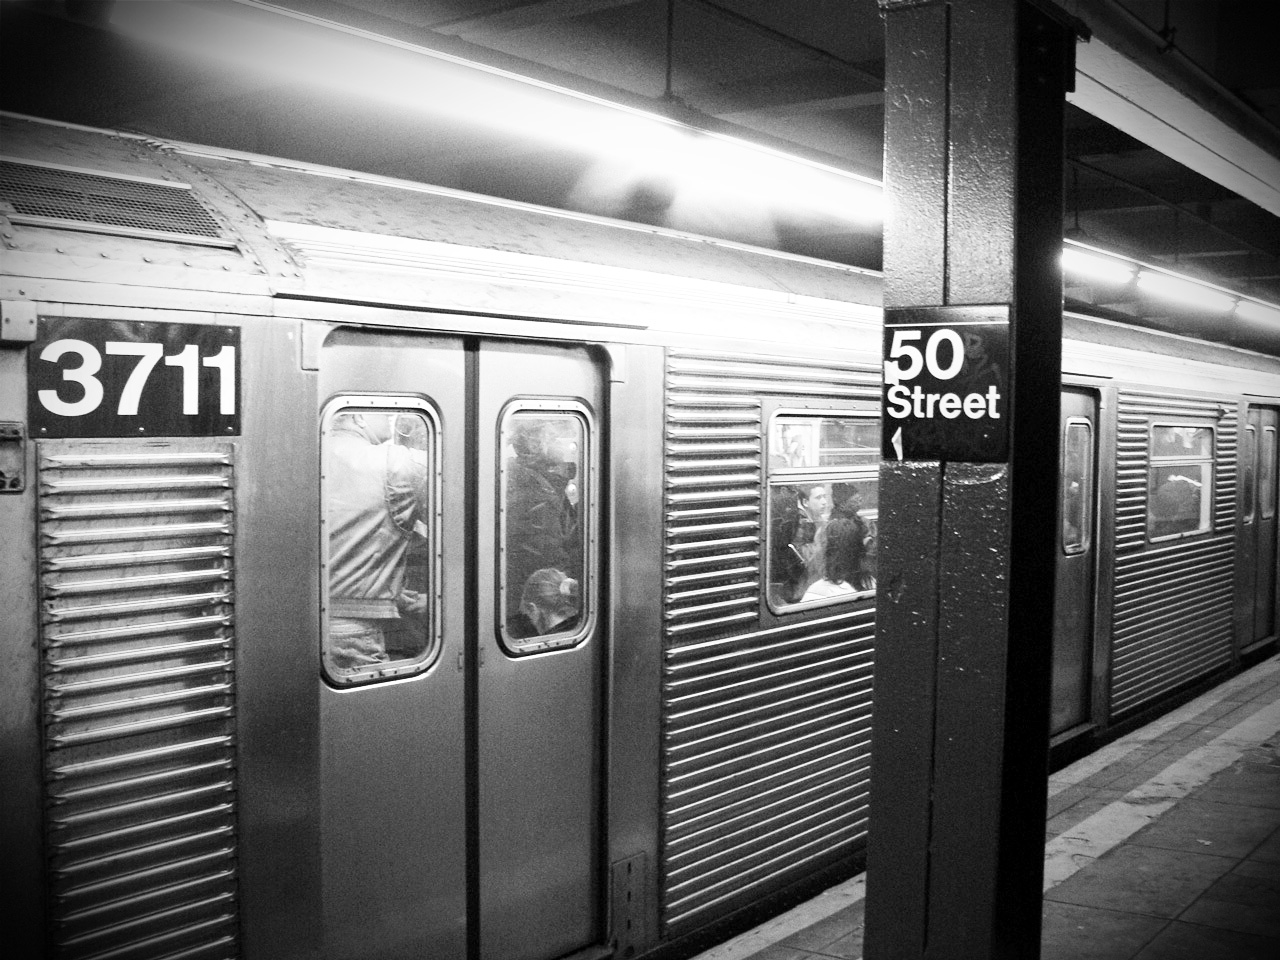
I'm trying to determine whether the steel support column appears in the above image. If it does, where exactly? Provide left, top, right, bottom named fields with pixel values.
left=864, top=2, right=1074, bottom=958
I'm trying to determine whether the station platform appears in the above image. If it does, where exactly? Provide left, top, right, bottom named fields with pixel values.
left=691, top=654, right=1280, bottom=960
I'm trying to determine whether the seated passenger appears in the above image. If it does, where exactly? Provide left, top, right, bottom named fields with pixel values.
left=802, top=517, right=876, bottom=602
left=507, top=567, right=581, bottom=639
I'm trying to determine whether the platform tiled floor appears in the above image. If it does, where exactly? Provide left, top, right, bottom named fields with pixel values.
left=692, top=654, right=1280, bottom=960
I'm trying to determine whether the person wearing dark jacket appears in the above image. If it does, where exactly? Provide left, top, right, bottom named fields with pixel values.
left=504, top=419, right=581, bottom=621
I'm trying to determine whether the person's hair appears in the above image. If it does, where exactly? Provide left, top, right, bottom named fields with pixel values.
left=823, top=517, right=867, bottom=586
left=333, top=411, right=390, bottom=443
left=520, top=567, right=580, bottom=618
left=796, top=483, right=824, bottom=504
left=510, top=420, right=550, bottom=458
left=831, top=487, right=864, bottom=520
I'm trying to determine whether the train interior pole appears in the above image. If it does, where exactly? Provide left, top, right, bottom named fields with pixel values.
left=865, top=1, right=1076, bottom=958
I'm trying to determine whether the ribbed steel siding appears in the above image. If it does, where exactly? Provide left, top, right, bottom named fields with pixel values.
left=1110, top=394, right=1237, bottom=716
left=660, top=350, right=878, bottom=932
left=38, top=441, right=240, bottom=960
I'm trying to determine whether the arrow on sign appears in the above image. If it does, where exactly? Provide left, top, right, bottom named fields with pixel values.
left=891, top=426, right=903, bottom=460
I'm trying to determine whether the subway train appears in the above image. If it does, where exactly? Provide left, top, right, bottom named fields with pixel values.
left=1, top=112, right=1277, bottom=960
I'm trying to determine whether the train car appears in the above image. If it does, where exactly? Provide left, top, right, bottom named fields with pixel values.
left=1052, top=315, right=1279, bottom=751
left=1049, top=316, right=1280, bottom=752
left=0, top=112, right=1276, bottom=960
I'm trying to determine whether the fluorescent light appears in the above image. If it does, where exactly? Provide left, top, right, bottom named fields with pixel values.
left=1062, top=248, right=1135, bottom=284
left=109, top=0, right=882, bottom=230
left=1236, top=299, right=1280, bottom=325
left=668, top=131, right=884, bottom=222
left=1136, top=271, right=1237, bottom=312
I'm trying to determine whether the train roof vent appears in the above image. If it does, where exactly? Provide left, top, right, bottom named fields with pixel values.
left=0, top=158, right=235, bottom=247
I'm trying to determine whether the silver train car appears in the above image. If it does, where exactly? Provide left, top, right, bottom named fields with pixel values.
left=1, top=113, right=1277, bottom=960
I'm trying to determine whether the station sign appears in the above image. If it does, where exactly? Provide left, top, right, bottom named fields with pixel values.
left=881, top=304, right=1009, bottom=463
left=29, top=317, right=241, bottom=438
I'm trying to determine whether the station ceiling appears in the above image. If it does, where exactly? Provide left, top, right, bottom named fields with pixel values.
left=3, top=1, right=1279, bottom=345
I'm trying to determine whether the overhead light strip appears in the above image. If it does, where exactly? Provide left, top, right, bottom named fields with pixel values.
left=1062, top=238, right=1280, bottom=327
left=209, top=0, right=883, bottom=222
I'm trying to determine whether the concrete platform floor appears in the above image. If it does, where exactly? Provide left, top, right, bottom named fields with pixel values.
left=691, top=653, right=1280, bottom=960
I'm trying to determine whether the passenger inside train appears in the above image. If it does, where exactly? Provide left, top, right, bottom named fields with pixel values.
left=801, top=515, right=877, bottom=601
left=507, top=567, right=582, bottom=638
left=1147, top=425, right=1214, bottom=540
left=766, top=413, right=881, bottom=608
left=323, top=410, right=431, bottom=675
left=770, top=482, right=833, bottom=604
left=502, top=413, right=586, bottom=632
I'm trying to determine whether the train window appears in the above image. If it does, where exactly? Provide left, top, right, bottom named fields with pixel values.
left=1062, top=419, right=1093, bottom=555
left=1243, top=426, right=1257, bottom=525
left=767, top=412, right=878, bottom=612
left=320, top=398, right=440, bottom=685
left=498, top=406, right=590, bottom=653
left=1147, top=424, right=1214, bottom=542
left=1262, top=427, right=1277, bottom=521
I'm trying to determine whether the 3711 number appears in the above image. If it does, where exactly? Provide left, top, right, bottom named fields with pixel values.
left=37, top=338, right=237, bottom=417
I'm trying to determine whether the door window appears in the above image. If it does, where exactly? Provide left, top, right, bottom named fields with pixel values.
left=321, top=396, right=439, bottom=684
left=1061, top=418, right=1093, bottom=554
left=1243, top=425, right=1257, bottom=525
left=498, top=404, right=591, bottom=653
left=1263, top=427, right=1277, bottom=521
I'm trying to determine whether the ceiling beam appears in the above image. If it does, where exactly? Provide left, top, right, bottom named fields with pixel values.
left=429, top=0, right=643, bottom=36
left=689, top=0, right=883, bottom=88
left=1175, top=249, right=1261, bottom=260
left=1065, top=116, right=1146, bottom=157
left=1064, top=0, right=1280, bottom=217
left=1068, top=156, right=1280, bottom=258
left=1072, top=183, right=1239, bottom=209
left=679, top=67, right=882, bottom=116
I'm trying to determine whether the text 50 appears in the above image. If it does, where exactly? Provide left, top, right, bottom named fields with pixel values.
left=38, top=339, right=237, bottom=417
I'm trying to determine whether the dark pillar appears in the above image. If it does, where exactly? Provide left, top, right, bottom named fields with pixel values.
left=864, top=2, right=1075, bottom=959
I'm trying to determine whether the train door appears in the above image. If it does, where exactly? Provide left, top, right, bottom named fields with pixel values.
left=476, top=340, right=603, bottom=960
left=1052, top=388, right=1098, bottom=736
left=1241, top=405, right=1278, bottom=649
left=316, top=329, right=604, bottom=960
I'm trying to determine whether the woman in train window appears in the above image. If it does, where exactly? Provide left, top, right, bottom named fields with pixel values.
left=802, top=516, right=876, bottom=602
left=507, top=567, right=582, bottom=638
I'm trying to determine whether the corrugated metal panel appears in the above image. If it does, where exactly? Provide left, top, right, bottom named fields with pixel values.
left=1110, top=393, right=1236, bottom=716
left=659, top=350, right=878, bottom=932
left=666, top=353, right=880, bottom=399
left=38, top=440, right=240, bottom=960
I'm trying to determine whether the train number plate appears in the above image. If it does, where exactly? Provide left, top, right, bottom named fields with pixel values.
left=29, top=317, right=241, bottom=438
left=882, top=305, right=1009, bottom=462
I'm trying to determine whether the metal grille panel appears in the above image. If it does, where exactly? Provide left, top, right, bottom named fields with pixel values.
left=1110, top=393, right=1237, bottom=716
left=0, top=159, right=227, bottom=243
left=38, top=440, right=240, bottom=960
left=659, top=350, right=878, bottom=932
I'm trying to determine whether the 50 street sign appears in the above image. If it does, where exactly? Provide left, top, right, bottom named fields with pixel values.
left=881, top=305, right=1009, bottom=463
